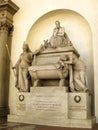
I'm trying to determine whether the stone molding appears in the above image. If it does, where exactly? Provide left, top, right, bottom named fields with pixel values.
left=0, top=0, right=19, bottom=32
left=0, top=0, right=19, bottom=15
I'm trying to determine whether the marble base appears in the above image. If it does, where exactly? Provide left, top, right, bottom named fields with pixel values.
left=8, top=114, right=95, bottom=128
left=8, top=87, right=96, bottom=128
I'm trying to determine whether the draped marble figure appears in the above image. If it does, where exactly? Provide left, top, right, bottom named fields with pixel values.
left=49, top=20, right=72, bottom=48
left=12, top=43, right=41, bottom=92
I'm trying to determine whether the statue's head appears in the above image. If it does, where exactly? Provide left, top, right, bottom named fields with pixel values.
left=60, top=55, right=69, bottom=61
left=55, top=20, right=60, bottom=28
left=72, top=54, right=78, bottom=63
left=23, top=43, right=29, bottom=52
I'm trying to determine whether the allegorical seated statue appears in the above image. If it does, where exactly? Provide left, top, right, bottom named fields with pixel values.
left=39, top=20, right=73, bottom=51
left=49, top=20, right=72, bottom=48
left=12, top=43, right=41, bottom=92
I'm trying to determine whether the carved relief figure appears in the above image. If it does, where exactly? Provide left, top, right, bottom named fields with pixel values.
left=49, top=20, right=72, bottom=48
left=12, top=43, right=41, bottom=92
left=72, top=55, right=88, bottom=92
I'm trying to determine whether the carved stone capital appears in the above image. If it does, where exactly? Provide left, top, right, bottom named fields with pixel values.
left=0, top=21, right=13, bottom=32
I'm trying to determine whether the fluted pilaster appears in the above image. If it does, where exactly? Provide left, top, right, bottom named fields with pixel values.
left=0, top=0, right=19, bottom=116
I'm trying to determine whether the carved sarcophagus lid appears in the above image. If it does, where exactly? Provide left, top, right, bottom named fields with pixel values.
left=33, top=46, right=79, bottom=65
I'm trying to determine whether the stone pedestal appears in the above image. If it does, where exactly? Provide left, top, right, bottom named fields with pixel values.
left=68, top=93, right=91, bottom=119
left=0, top=0, right=19, bottom=116
left=8, top=87, right=96, bottom=128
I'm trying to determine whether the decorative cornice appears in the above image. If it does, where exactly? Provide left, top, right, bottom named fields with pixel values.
left=0, top=0, right=19, bottom=15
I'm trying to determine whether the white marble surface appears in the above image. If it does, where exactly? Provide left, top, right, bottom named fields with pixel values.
left=8, top=87, right=96, bottom=128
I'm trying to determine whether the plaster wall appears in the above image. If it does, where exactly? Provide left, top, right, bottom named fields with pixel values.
left=9, top=0, right=98, bottom=122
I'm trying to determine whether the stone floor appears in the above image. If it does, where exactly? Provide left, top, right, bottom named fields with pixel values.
left=0, top=123, right=98, bottom=130
left=0, top=117, right=98, bottom=130
left=0, top=122, right=36, bottom=130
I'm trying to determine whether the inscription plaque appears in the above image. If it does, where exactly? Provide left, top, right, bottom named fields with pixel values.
left=26, top=87, right=68, bottom=125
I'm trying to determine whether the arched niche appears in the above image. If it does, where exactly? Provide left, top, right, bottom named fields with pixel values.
left=26, top=9, right=94, bottom=91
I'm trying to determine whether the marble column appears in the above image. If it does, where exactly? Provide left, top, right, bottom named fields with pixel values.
left=0, top=0, right=19, bottom=116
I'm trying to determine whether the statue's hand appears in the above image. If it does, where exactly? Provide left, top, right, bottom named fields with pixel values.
left=58, top=60, right=65, bottom=66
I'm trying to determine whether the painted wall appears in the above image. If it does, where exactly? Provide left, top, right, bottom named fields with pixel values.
left=9, top=0, right=98, bottom=122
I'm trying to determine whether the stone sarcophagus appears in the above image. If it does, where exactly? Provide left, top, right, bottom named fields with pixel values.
left=29, top=63, right=68, bottom=79
left=29, top=46, right=79, bottom=88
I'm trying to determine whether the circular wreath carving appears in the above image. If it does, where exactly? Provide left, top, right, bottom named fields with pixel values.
left=74, top=95, right=81, bottom=103
left=19, top=95, right=24, bottom=102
